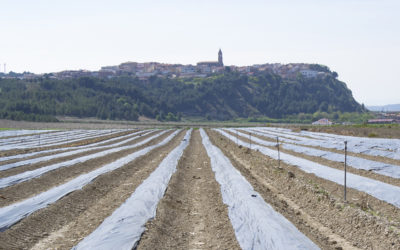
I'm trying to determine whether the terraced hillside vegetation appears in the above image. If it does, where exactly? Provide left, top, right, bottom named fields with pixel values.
left=0, top=127, right=399, bottom=249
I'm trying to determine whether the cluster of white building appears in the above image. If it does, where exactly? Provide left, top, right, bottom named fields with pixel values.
left=2, top=50, right=334, bottom=80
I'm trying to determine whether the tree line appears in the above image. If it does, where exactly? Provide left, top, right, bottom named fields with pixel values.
left=0, top=71, right=365, bottom=122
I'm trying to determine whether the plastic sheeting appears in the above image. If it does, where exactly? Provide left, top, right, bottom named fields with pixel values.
left=73, top=129, right=192, bottom=250
left=0, top=131, right=72, bottom=147
left=0, top=130, right=180, bottom=232
left=283, top=143, right=400, bottom=179
left=252, top=127, right=400, bottom=160
left=0, top=130, right=167, bottom=189
left=0, top=130, right=88, bottom=146
left=0, top=130, right=126, bottom=150
left=202, top=129, right=319, bottom=250
left=0, top=130, right=56, bottom=138
left=0, top=130, right=151, bottom=164
left=235, top=128, right=400, bottom=179
left=216, top=129, right=400, bottom=209
left=0, top=130, right=153, bottom=171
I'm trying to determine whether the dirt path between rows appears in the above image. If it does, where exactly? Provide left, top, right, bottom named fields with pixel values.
left=0, top=130, right=154, bottom=178
left=0, top=129, right=135, bottom=158
left=239, top=129, right=400, bottom=168
left=0, top=130, right=59, bottom=140
left=208, top=129, right=400, bottom=250
left=0, top=130, right=185, bottom=249
left=137, top=129, right=240, bottom=250
left=233, top=130, right=400, bottom=187
left=0, top=130, right=170, bottom=207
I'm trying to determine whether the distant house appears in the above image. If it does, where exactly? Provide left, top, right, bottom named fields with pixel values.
left=367, top=119, right=397, bottom=124
left=312, top=118, right=333, bottom=125
left=299, top=69, right=318, bottom=78
left=136, top=71, right=156, bottom=80
left=179, top=65, right=196, bottom=74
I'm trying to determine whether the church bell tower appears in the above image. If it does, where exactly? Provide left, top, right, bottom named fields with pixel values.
left=218, top=49, right=223, bottom=66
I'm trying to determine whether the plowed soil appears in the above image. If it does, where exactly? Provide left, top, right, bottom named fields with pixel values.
left=0, top=130, right=185, bottom=249
left=0, top=129, right=136, bottom=157
left=0, top=130, right=169, bottom=206
left=137, top=129, right=240, bottom=250
left=0, top=128, right=399, bottom=249
left=235, top=129, right=400, bottom=187
left=208, top=129, right=400, bottom=249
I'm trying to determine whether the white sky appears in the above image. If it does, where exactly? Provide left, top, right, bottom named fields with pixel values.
left=1, top=0, right=399, bottom=105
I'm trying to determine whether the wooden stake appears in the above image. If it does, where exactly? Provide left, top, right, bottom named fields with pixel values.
left=249, top=133, right=252, bottom=149
left=344, top=141, right=347, bottom=201
left=236, top=130, right=238, bottom=145
left=277, top=136, right=280, bottom=168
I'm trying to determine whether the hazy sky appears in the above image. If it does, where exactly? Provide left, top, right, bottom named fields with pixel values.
left=1, top=0, right=399, bottom=105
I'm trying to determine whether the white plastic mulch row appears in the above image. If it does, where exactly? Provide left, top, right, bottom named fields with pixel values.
left=0, top=129, right=115, bottom=146
left=0, top=130, right=94, bottom=146
left=301, top=129, right=400, bottom=151
left=234, top=128, right=400, bottom=179
left=73, top=129, right=192, bottom=250
left=0, top=130, right=57, bottom=139
left=0, top=130, right=149, bottom=164
left=0, top=130, right=154, bottom=171
left=259, top=126, right=400, bottom=159
left=33, top=129, right=125, bottom=148
left=255, top=127, right=400, bottom=160
left=216, top=129, right=400, bottom=209
left=201, top=129, right=319, bottom=250
left=0, top=130, right=70, bottom=146
left=0, top=129, right=125, bottom=150
left=0, top=130, right=181, bottom=232
left=0, top=130, right=168, bottom=189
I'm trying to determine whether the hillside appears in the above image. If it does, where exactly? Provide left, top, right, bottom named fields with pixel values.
left=0, top=71, right=364, bottom=122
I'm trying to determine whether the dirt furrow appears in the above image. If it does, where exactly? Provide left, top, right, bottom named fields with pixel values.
left=137, top=129, right=240, bottom=250
left=0, top=129, right=136, bottom=158
left=0, top=130, right=59, bottom=140
left=0, top=130, right=172, bottom=207
left=208, top=129, right=400, bottom=250
left=0, top=130, right=146, bottom=167
left=0, top=130, right=154, bottom=178
left=235, top=129, right=400, bottom=187
left=240, top=129, right=400, bottom=167
left=0, top=130, right=185, bottom=250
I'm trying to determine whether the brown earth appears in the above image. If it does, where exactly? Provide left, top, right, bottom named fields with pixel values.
left=0, top=127, right=399, bottom=249
left=286, top=125, right=400, bottom=139
left=208, top=129, right=400, bottom=250
left=0, top=130, right=185, bottom=249
left=0, top=130, right=148, bottom=167
left=137, top=129, right=240, bottom=250
left=0, top=119, right=153, bottom=130
left=0, top=130, right=171, bottom=207
left=0, top=129, right=137, bottom=158
left=0, top=130, right=155, bottom=178
left=0, top=130, right=59, bottom=140
left=235, top=129, right=400, bottom=187
left=238, top=129, right=400, bottom=167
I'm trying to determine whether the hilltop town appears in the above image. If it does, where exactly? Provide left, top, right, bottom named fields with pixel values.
left=1, top=50, right=335, bottom=80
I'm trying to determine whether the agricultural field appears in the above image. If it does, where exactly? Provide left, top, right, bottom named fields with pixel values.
left=0, top=127, right=399, bottom=249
